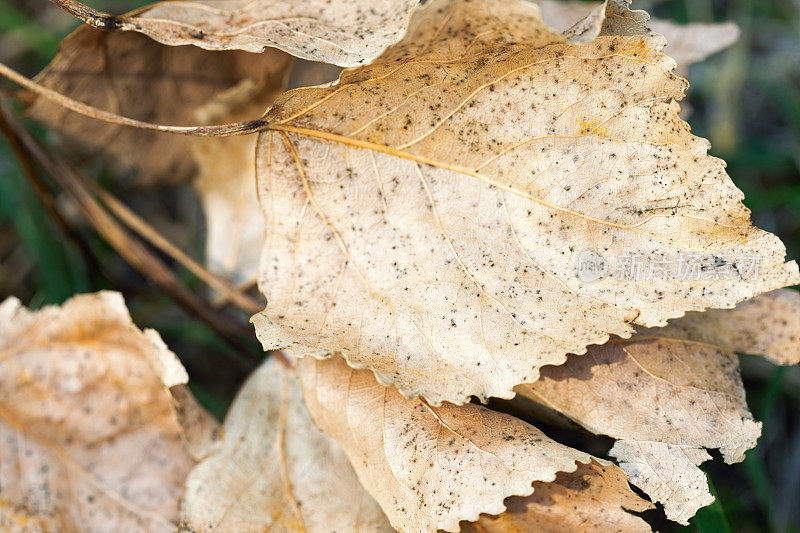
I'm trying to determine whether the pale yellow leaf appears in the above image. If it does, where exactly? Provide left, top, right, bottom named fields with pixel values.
left=0, top=501, right=46, bottom=533
left=609, top=442, right=713, bottom=525
left=0, top=292, right=194, bottom=533
left=169, top=384, right=222, bottom=462
left=638, top=288, right=800, bottom=366
left=535, top=0, right=740, bottom=78
left=28, top=27, right=291, bottom=184
left=179, top=356, right=391, bottom=533
left=119, top=0, right=420, bottom=67
left=513, top=293, right=798, bottom=523
left=648, top=19, right=741, bottom=78
left=296, top=355, right=595, bottom=533
left=253, top=0, right=798, bottom=405
left=193, top=76, right=291, bottom=285
left=463, top=459, right=652, bottom=533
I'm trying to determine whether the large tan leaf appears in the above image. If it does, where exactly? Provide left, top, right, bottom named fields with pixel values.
left=462, top=459, right=652, bottom=533
left=113, top=0, right=420, bottom=67
left=514, top=291, right=800, bottom=523
left=296, top=355, right=596, bottom=533
left=179, top=356, right=391, bottom=532
left=28, top=27, right=291, bottom=184
left=252, top=0, right=798, bottom=405
left=0, top=292, right=195, bottom=532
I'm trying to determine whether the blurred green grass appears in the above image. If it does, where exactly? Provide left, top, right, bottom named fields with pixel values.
left=0, top=0, right=799, bottom=531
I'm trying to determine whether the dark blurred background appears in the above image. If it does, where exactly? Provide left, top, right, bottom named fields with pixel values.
left=0, top=0, right=798, bottom=531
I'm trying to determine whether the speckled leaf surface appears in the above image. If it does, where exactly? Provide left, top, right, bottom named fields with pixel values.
left=295, top=355, right=594, bottom=533
left=252, top=0, right=799, bottom=405
left=535, top=0, right=740, bottom=78
left=514, top=291, right=800, bottom=523
left=637, top=288, right=800, bottom=366
left=179, top=357, right=392, bottom=533
left=0, top=292, right=194, bottom=533
left=462, top=459, right=652, bottom=533
left=119, top=0, right=420, bottom=67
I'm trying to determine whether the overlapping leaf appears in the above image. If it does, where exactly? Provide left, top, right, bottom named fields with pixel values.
left=639, top=288, right=800, bottom=366
left=463, top=460, right=652, bottom=533
left=296, top=355, right=603, bottom=533
left=28, top=27, right=291, bottom=184
left=180, top=356, right=391, bottom=532
left=535, top=0, right=740, bottom=78
left=109, top=0, right=420, bottom=67
left=252, top=0, right=798, bottom=405
left=0, top=292, right=194, bottom=532
left=515, top=289, right=800, bottom=523
left=193, top=79, right=290, bottom=284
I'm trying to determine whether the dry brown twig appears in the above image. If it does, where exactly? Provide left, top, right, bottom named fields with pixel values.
left=0, top=105, right=262, bottom=364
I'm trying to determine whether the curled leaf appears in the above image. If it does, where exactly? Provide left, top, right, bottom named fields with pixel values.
left=648, top=19, right=741, bottom=78
left=179, top=356, right=391, bottom=532
left=535, top=0, right=740, bottom=78
left=513, top=291, right=800, bottom=523
left=253, top=0, right=798, bottom=405
left=463, top=459, right=652, bottom=533
left=115, top=0, right=420, bottom=67
left=28, top=27, right=291, bottom=184
left=0, top=292, right=194, bottom=532
left=296, top=354, right=594, bottom=533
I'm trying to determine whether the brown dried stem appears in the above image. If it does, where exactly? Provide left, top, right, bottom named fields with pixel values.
left=47, top=0, right=124, bottom=31
left=83, top=179, right=264, bottom=314
left=0, top=106, right=261, bottom=365
left=0, top=61, right=267, bottom=137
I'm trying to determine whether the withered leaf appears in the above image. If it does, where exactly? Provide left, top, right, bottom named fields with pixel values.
left=296, top=354, right=595, bottom=533
left=193, top=78, right=290, bottom=285
left=116, top=0, right=420, bottom=67
left=252, top=0, right=798, bottom=405
left=514, top=290, right=800, bottom=523
left=0, top=292, right=194, bottom=532
left=638, top=288, right=800, bottom=366
left=648, top=19, right=741, bottom=78
left=463, top=459, right=652, bottom=533
left=179, top=356, right=391, bottom=532
left=535, top=0, right=740, bottom=78
left=29, top=27, right=291, bottom=184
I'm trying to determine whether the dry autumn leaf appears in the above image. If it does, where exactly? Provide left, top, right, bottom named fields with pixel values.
left=462, top=459, right=652, bottom=533
left=648, top=19, right=741, bottom=78
left=76, top=0, right=420, bottom=67
left=638, top=287, right=800, bottom=366
left=296, top=354, right=601, bottom=533
left=536, top=0, right=741, bottom=78
left=28, top=27, right=291, bottom=184
left=179, top=356, right=391, bottom=532
left=252, top=0, right=799, bottom=405
left=514, top=290, right=800, bottom=523
left=0, top=292, right=194, bottom=532
left=193, top=77, right=291, bottom=285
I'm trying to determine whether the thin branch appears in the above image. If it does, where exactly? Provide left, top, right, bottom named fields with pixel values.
left=0, top=107, right=261, bottom=366
left=213, top=278, right=259, bottom=309
left=0, top=103, right=98, bottom=273
left=47, top=0, right=125, bottom=31
left=83, top=178, right=265, bottom=314
left=0, top=61, right=267, bottom=137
